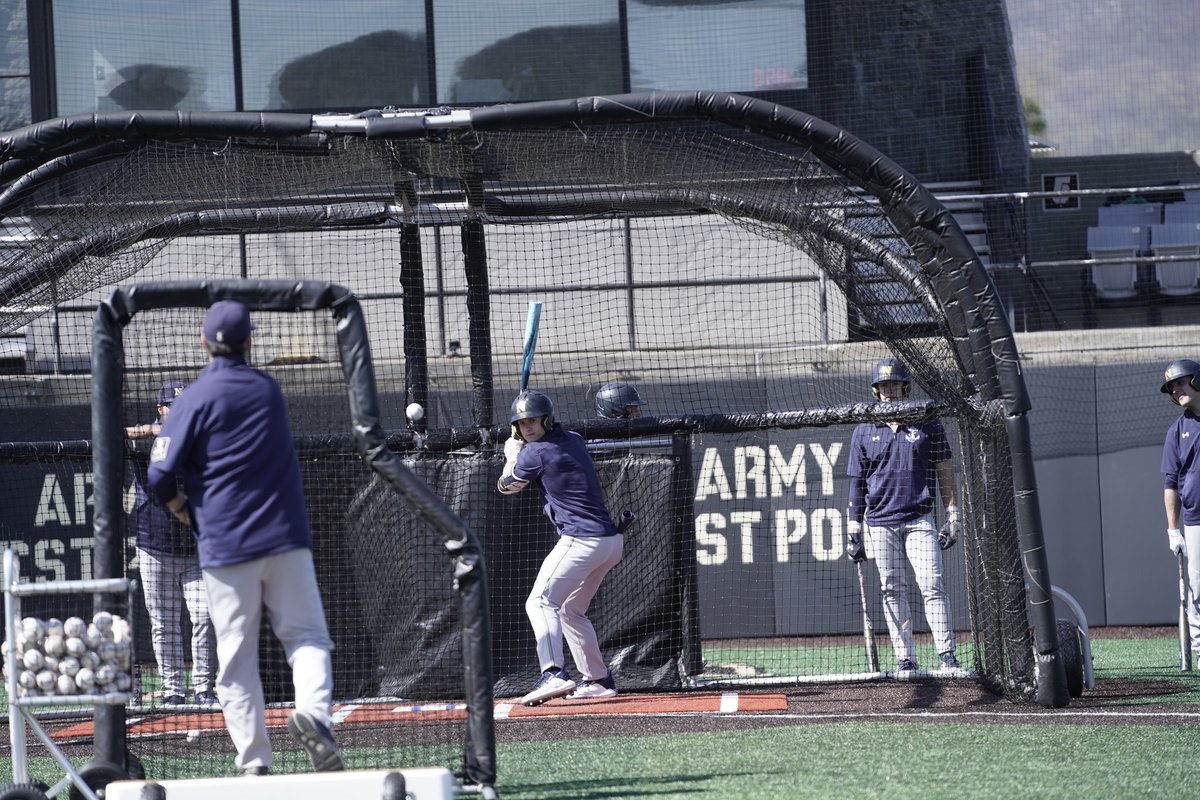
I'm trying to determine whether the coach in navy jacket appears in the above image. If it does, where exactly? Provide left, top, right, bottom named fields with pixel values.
left=147, top=300, right=344, bottom=776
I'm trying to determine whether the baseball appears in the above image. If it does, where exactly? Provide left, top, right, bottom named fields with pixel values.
left=18, top=670, right=36, bottom=690
left=63, top=617, right=86, bottom=638
left=44, top=634, right=65, bottom=657
left=64, top=637, right=86, bottom=657
left=92, top=612, right=113, bottom=633
left=35, top=670, right=56, bottom=692
left=406, top=402, right=425, bottom=422
left=56, top=673, right=77, bottom=695
left=186, top=730, right=201, bottom=743
left=74, top=667, right=96, bottom=692
left=22, top=649, right=44, bottom=671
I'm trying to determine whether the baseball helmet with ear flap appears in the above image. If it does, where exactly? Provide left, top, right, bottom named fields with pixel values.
left=1161, top=358, right=1200, bottom=404
left=596, top=382, right=646, bottom=419
left=871, top=357, right=911, bottom=400
left=510, top=390, right=555, bottom=441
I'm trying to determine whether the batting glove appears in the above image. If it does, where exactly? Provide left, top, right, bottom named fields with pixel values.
left=1169, top=528, right=1186, bottom=555
left=938, top=506, right=961, bottom=551
left=846, top=521, right=866, bottom=563
left=503, top=437, right=523, bottom=463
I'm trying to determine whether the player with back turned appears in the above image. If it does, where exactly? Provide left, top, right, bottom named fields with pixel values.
left=1160, top=358, right=1200, bottom=662
left=147, top=300, right=343, bottom=776
left=498, top=389, right=624, bottom=705
left=845, top=357, right=962, bottom=673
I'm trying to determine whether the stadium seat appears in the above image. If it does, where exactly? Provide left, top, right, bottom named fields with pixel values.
left=1149, top=222, right=1200, bottom=296
left=1086, top=226, right=1145, bottom=300
left=1164, top=201, right=1200, bottom=225
left=1097, top=202, right=1162, bottom=229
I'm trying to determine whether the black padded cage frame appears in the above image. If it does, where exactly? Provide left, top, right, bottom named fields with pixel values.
left=0, top=91, right=1069, bottom=715
left=90, top=279, right=497, bottom=790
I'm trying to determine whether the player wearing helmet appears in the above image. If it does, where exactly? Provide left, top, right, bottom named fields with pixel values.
left=1161, top=358, right=1200, bottom=660
left=595, top=382, right=647, bottom=419
left=498, top=390, right=624, bottom=705
left=845, top=357, right=962, bottom=674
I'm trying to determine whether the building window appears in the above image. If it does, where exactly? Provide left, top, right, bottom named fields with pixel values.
left=239, top=1, right=428, bottom=111
left=52, top=0, right=234, bottom=114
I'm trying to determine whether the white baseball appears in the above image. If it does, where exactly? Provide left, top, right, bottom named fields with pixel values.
left=64, top=637, right=86, bottom=657
left=18, top=670, right=36, bottom=690
left=406, top=402, right=425, bottom=422
left=115, top=672, right=132, bottom=691
left=110, top=618, right=130, bottom=643
left=74, top=667, right=96, bottom=692
left=44, top=634, right=65, bottom=657
left=186, top=730, right=201, bottom=743
left=43, top=656, right=59, bottom=673
left=96, top=664, right=117, bottom=685
left=56, top=673, right=76, bottom=695
left=63, top=617, right=86, bottom=638
left=21, top=617, right=45, bottom=642
left=46, top=618, right=64, bottom=638
left=79, top=651, right=100, bottom=670
left=22, top=649, right=44, bottom=670
left=35, top=670, right=56, bottom=692
left=59, top=656, right=80, bottom=677
left=84, top=625, right=103, bottom=650
left=92, top=611, right=114, bottom=633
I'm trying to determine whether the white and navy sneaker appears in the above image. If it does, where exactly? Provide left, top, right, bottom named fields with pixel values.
left=520, top=667, right=575, bottom=706
left=570, top=671, right=618, bottom=700
left=896, top=658, right=919, bottom=673
left=939, top=651, right=962, bottom=672
left=287, top=710, right=345, bottom=772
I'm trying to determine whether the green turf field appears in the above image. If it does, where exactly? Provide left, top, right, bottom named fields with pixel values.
left=3, top=632, right=1199, bottom=797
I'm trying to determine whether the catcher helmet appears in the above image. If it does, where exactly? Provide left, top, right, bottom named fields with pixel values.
left=1160, top=358, right=1200, bottom=404
left=510, top=390, right=554, bottom=440
left=596, top=382, right=647, bottom=419
left=871, top=357, right=911, bottom=400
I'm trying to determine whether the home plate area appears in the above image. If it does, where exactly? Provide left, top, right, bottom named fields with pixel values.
left=48, top=692, right=787, bottom=741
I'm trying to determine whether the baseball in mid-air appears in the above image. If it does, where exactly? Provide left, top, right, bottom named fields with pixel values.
left=406, top=402, right=425, bottom=422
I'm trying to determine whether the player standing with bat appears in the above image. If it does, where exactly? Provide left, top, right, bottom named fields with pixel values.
left=498, top=303, right=625, bottom=705
left=1159, top=358, right=1200, bottom=670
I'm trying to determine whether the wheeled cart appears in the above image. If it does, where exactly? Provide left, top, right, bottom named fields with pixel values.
left=3, top=549, right=134, bottom=800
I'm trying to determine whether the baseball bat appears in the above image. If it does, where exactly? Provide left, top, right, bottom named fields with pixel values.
left=855, top=560, right=880, bottom=672
left=519, top=301, right=543, bottom=391
left=1179, top=552, right=1192, bottom=671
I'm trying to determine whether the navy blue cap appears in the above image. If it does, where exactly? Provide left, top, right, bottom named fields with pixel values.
left=203, top=300, right=255, bottom=346
left=156, top=380, right=186, bottom=406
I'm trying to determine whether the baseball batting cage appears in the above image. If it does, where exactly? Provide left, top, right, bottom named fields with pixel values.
left=0, top=90, right=1071, bottom=791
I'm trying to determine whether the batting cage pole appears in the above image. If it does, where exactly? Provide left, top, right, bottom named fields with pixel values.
left=92, top=279, right=497, bottom=789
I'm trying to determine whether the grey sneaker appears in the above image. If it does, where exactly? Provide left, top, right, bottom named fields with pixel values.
left=162, top=694, right=187, bottom=706
left=287, top=710, right=345, bottom=772
left=939, top=651, right=961, bottom=671
left=896, top=658, right=919, bottom=673
left=243, top=765, right=269, bottom=776
left=570, top=671, right=618, bottom=700
left=194, top=690, right=220, bottom=707
left=520, top=667, right=576, bottom=706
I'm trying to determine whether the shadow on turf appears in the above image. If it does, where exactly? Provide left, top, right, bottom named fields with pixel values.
left=504, top=772, right=750, bottom=798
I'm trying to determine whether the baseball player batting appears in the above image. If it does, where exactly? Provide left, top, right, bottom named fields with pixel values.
left=498, top=389, right=624, bottom=705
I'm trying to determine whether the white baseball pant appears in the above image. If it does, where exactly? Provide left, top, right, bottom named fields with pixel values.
left=138, top=547, right=215, bottom=697
left=526, top=533, right=623, bottom=681
left=1183, top=524, right=1200, bottom=653
left=203, top=547, right=335, bottom=771
left=868, top=513, right=954, bottom=662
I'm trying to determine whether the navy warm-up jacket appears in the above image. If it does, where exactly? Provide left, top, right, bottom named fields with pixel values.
left=147, top=354, right=312, bottom=568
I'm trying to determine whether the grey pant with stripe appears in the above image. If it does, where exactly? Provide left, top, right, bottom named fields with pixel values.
left=138, top=547, right=216, bottom=697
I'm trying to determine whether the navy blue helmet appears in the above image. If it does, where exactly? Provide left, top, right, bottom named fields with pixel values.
left=1161, top=358, right=1200, bottom=404
left=871, top=357, right=911, bottom=400
left=596, top=382, right=646, bottom=419
left=510, top=390, right=554, bottom=439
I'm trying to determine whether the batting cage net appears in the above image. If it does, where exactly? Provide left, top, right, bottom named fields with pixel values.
left=0, top=91, right=1068, bottom=787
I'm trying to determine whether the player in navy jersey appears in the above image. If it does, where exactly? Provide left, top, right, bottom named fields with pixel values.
left=845, top=357, right=962, bottom=673
left=498, top=389, right=624, bottom=705
left=127, top=379, right=217, bottom=707
left=147, top=300, right=343, bottom=776
left=1161, top=358, right=1200, bottom=659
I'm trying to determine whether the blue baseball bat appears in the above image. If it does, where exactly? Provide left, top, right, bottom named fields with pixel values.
left=520, top=301, right=543, bottom=391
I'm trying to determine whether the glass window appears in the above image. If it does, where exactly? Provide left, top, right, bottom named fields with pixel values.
left=53, top=0, right=234, bottom=115
left=434, top=0, right=622, bottom=105
left=628, top=0, right=807, bottom=93
left=239, top=1, right=428, bottom=111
